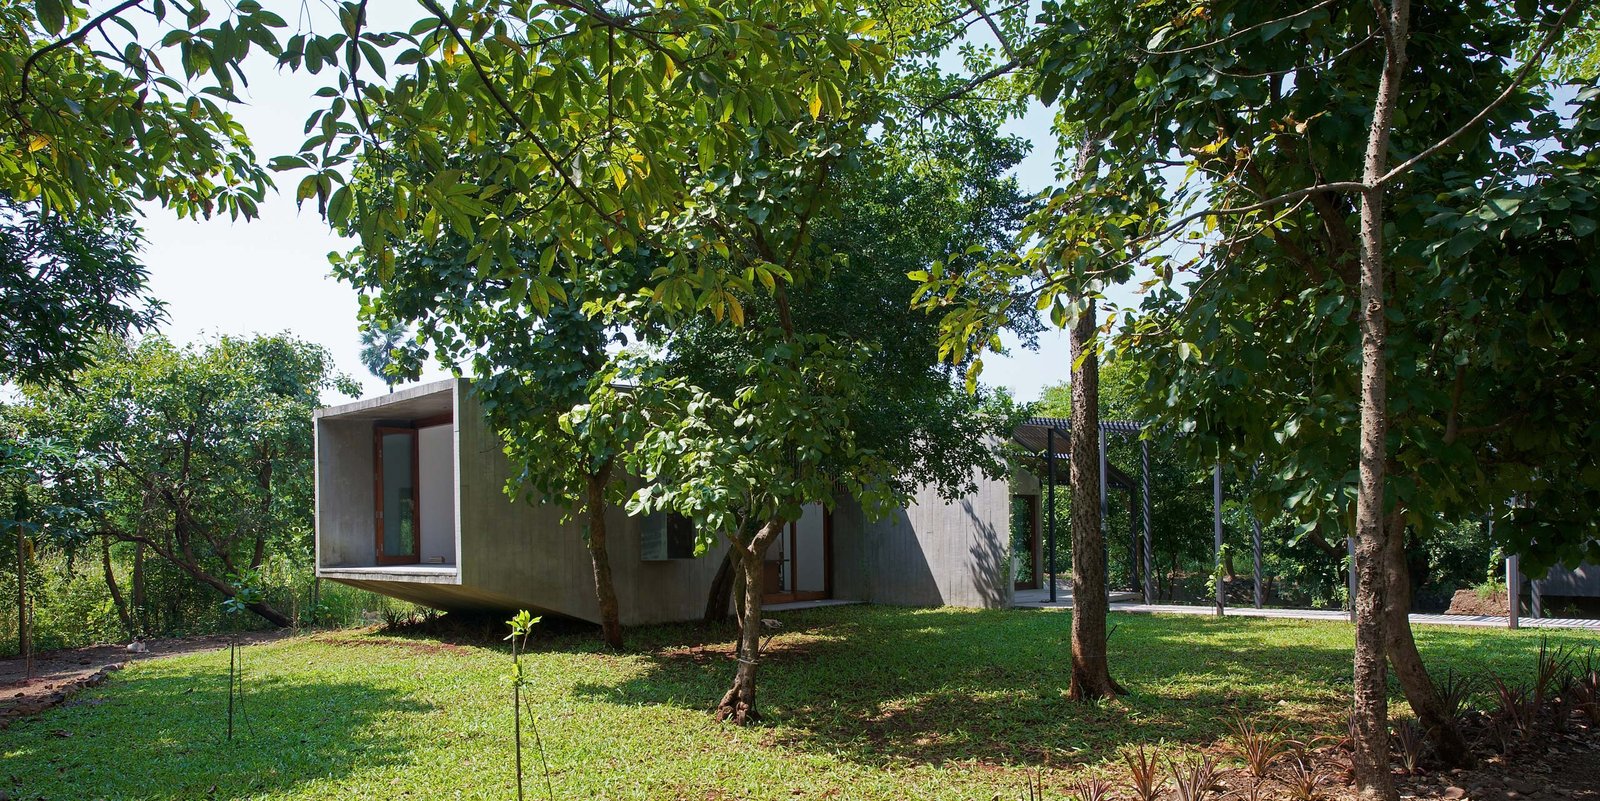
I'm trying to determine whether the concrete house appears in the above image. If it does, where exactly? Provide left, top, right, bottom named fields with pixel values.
left=314, top=378, right=1047, bottom=625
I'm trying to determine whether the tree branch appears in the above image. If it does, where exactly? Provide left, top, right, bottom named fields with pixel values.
left=1139, top=0, right=1339, bottom=56
left=1378, top=0, right=1583, bottom=186
left=416, top=0, right=634, bottom=240
left=16, top=0, right=146, bottom=105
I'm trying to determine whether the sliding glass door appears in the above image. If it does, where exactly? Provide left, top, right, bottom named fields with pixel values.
left=374, top=427, right=420, bottom=564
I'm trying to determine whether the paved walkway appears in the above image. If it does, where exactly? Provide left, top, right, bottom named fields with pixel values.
left=1012, top=586, right=1600, bottom=631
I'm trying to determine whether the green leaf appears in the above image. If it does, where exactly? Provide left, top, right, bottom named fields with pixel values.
left=35, top=0, right=65, bottom=35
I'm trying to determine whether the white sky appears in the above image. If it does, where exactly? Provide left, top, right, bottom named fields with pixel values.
left=133, top=3, right=1123, bottom=406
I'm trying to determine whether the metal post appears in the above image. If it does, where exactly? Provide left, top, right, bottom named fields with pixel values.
left=1347, top=537, right=1358, bottom=624
left=1213, top=462, right=1224, bottom=616
left=1141, top=439, right=1154, bottom=604
left=1531, top=576, right=1543, bottom=619
left=1249, top=466, right=1263, bottom=610
left=1507, top=553, right=1520, bottom=630
left=1047, top=428, right=1057, bottom=604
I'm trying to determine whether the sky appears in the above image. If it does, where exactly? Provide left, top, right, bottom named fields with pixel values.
left=132, top=4, right=1106, bottom=405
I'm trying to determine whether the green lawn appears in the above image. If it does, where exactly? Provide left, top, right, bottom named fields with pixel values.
left=5, top=606, right=1593, bottom=800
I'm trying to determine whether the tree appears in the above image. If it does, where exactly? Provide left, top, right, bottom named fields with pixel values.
left=0, top=194, right=162, bottom=387
left=916, top=0, right=1592, bottom=790
left=0, top=428, right=99, bottom=662
left=3, top=1, right=287, bottom=219
left=16, top=335, right=357, bottom=628
left=357, top=318, right=413, bottom=393
left=341, top=217, right=651, bottom=650
left=667, top=126, right=1035, bottom=621
left=295, top=0, right=1017, bottom=721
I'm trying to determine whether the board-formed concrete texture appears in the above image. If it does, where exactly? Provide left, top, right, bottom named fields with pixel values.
left=314, top=379, right=1041, bottom=624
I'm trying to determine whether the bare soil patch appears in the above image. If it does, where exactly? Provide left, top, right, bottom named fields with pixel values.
left=1447, top=589, right=1510, bottom=616
left=0, top=631, right=290, bottom=727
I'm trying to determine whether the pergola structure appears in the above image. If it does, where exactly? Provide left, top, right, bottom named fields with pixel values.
left=1013, top=416, right=1272, bottom=612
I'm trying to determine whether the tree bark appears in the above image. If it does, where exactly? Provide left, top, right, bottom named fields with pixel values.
left=13, top=497, right=27, bottom=664
left=132, top=542, right=146, bottom=634
left=716, top=518, right=783, bottom=725
left=704, top=549, right=738, bottom=623
left=1068, top=297, right=1122, bottom=701
left=1381, top=509, right=1472, bottom=767
left=1351, top=3, right=1410, bottom=798
left=101, top=537, right=136, bottom=639
left=584, top=464, right=624, bottom=650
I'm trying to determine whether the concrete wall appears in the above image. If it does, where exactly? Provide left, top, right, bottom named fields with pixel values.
left=454, top=386, right=728, bottom=625
left=1538, top=563, right=1600, bottom=597
left=315, top=418, right=375, bottom=567
left=318, top=379, right=1033, bottom=622
left=418, top=423, right=456, bottom=565
left=831, top=467, right=1016, bottom=609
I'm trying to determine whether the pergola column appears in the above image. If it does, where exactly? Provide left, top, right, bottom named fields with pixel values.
left=1249, top=464, right=1263, bottom=609
left=1141, top=439, right=1154, bottom=604
left=1046, top=427, right=1057, bottom=604
left=1213, top=462, right=1224, bottom=616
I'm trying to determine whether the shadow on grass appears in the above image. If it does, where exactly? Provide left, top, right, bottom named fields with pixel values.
left=572, top=605, right=1572, bottom=771
left=2, top=662, right=430, bottom=800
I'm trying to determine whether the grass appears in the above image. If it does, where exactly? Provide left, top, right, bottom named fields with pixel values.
left=4, top=605, right=1592, bottom=800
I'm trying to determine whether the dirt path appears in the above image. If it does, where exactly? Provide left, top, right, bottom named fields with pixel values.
left=0, top=631, right=291, bottom=726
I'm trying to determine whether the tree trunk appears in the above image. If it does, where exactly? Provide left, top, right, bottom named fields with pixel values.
left=584, top=466, right=624, bottom=650
left=101, top=537, right=136, bottom=639
left=704, top=550, right=738, bottom=624
left=14, top=506, right=27, bottom=665
left=1351, top=3, right=1409, bottom=798
left=716, top=519, right=783, bottom=725
left=132, top=542, right=147, bottom=635
left=1068, top=297, right=1122, bottom=701
left=164, top=548, right=292, bottom=628
left=1381, top=509, right=1471, bottom=767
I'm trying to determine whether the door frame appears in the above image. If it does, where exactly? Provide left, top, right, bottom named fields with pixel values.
left=373, top=425, right=421, bottom=565
left=762, top=508, right=833, bottom=605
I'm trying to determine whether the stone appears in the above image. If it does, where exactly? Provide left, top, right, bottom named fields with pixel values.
left=1444, top=787, right=1468, bottom=799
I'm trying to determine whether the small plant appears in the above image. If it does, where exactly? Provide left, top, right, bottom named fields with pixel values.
left=1491, top=677, right=1535, bottom=741
left=1022, top=770, right=1045, bottom=801
left=1167, top=754, right=1218, bottom=801
left=1552, top=676, right=1578, bottom=734
left=1123, top=744, right=1165, bottom=801
left=1393, top=719, right=1425, bottom=774
left=1227, top=711, right=1287, bottom=777
left=1534, top=637, right=1572, bottom=711
left=1069, top=777, right=1115, bottom=801
left=1237, top=775, right=1271, bottom=801
left=506, top=610, right=553, bottom=801
left=1573, top=663, right=1600, bottom=727
left=220, top=569, right=263, bottom=742
left=1278, top=747, right=1325, bottom=801
left=1434, top=669, right=1477, bottom=724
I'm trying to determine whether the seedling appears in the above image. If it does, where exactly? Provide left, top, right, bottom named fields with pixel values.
left=507, top=610, right=553, bottom=801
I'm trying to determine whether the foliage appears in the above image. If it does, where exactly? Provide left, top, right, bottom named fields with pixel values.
left=12, top=334, right=357, bottom=628
left=1123, top=744, right=1165, bottom=801
left=289, top=0, right=894, bottom=330
left=5, top=605, right=1592, bottom=800
left=0, top=194, right=161, bottom=387
left=1229, top=711, right=1288, bottom=778
left=2, top=0, right=284, bottom=219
